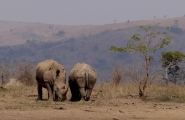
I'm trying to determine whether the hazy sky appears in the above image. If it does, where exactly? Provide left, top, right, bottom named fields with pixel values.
left=0, top=0, right=185, bottom=25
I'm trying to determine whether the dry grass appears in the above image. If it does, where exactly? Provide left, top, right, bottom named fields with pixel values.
left=0, top=86, right=60, bottom=109
left=1, top=82, right=185, bottom=111
left=92, top=83, right=139, bottom=99
left=93, top=83, right=185, bottom=103
left=147, top=84, right=185, bottom=102
left=1, top=84, right=185, bottom=120
left=0, top=83, right=185, bottom=111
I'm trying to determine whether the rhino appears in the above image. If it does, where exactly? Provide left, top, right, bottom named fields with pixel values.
left=68, top=63, right=97, bottom=101
left=35, top=59, right=68, bottom=101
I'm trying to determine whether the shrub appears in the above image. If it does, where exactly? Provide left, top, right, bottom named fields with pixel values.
left=15, top=63, right=36, bottom=86
left=0, top=63, right=12, bottom=86
left=109, top=63, right=124, bottom=85
left=109, top=62, right=145, bottom=85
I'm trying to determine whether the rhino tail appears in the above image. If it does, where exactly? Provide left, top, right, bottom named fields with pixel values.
left=85, top=72, right=89, bottom=89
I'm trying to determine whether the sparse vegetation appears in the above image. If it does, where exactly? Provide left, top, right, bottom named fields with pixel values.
left=94, top=83, right=185, bottom=102
left=110, top=26, right=172, bottom=97
left=0, top=62, right=36, bottom=86
left=106, top=62, right=185, bottom=102
left=1, top=82, right=185, bottom=111
left=0, top=62, right=185, bottom=119
left=1, top=17, right=185, bottom=120
left=109, top=62, right=144, bottom=85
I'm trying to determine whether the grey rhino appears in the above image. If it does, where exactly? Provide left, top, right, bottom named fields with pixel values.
left=35, top=59, right=68, bottom=101
left=69, top=63, right=97, bottom=101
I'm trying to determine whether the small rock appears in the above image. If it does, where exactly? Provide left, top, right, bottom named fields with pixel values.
left=59, top=107, right=64, bottom=110
left=119, top=110, right=124, bottom=113
left=112, top=118, right=119, bottom=120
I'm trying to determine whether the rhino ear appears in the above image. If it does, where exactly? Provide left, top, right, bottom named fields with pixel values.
left=56, top=69, right=60, bottom=76
left=52, top=69, right=60, bottom=80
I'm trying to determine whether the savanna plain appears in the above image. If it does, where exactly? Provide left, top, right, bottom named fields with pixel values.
left=1, top=17, right=185, bottom=120
left=1, top=82, right=185, bottom=120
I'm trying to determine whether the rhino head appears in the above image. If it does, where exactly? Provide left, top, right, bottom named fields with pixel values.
left=54, top=82, right=68, bottom=101
left=44, top=69, right=68, bottom=101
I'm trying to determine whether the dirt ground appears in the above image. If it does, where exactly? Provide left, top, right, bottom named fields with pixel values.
left=1, top=97, right=185, bottom=120
left=1, top=84, right=185, bottom=120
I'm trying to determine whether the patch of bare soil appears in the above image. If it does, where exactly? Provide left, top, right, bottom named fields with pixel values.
left=1, top=97, right=185, bottom=120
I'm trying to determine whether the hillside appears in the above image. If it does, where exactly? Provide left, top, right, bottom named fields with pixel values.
left=0, top=16, right=185, bottom=79
left=0, top=16, right=185, bottom=46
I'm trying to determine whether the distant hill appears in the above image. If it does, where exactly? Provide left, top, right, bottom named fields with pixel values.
left=1, top=16, right=185, bottom=46
left=0, top=16, right=185, bottom=80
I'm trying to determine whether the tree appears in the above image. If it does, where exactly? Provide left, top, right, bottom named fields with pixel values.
left=161, top=51, right=185, bottom=84
left=109, top=26, right=172, bottom=97
left=55, top=30, right=65, bottom=37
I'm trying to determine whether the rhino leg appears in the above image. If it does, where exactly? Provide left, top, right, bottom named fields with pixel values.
left=79, top=88, right=87, bottom=101
left=85, top=88, right=93, bottom=101
left=54, top=92, right=58, bottom=100
left=37, top=84, right=42, bottom=100
left=45, top=83, right=54, bottom=101
left=69, top=80, right=81, bottom=101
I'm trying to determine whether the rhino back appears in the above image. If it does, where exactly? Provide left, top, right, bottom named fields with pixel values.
left=86, top=64, right=97, bottom=78
left=36, top=59, right=66, bottom=83
left=69, top=63, right=85, bottom=79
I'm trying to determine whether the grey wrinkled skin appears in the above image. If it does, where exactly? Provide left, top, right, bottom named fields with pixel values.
left=35, top=59, right=68, bottom=101
left=68, top=63, right=97, bottom=101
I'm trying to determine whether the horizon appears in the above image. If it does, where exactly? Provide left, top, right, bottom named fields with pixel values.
left=0, top=15, right=184, bottom=26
